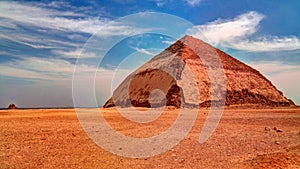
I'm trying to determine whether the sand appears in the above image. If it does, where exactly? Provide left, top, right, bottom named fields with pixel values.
left=1, top=108, right=299, bottom=168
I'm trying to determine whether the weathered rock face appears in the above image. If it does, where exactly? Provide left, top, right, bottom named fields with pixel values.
left=7, top=103, right=17, bottom=109
left=103, top=35, right=295, bottom=108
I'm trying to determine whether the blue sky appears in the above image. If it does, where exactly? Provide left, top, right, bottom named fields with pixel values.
left=0, top=0, right=299, bottom=108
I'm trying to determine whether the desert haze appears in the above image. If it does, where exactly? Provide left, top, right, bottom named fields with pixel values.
left=1, top=108, right=299, bottom=168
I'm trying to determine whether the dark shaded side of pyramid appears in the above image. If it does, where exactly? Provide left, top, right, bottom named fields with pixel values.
left=103, top=35, right=295, bottom=108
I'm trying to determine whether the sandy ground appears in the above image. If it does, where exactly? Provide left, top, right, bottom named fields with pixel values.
left=0, top=108, right=299, bottom=168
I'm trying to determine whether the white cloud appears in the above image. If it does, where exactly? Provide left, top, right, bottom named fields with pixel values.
left=0, top=21, right=17, bottom=29
left=52, top=49, right=97, bottom=59
left=0, top=31, right=80, bottom=50
left=0, top=56, right=133, bottom=87
left=0, top=66, right=45, bottom=80
left=162, top=40, right=175, bottom=45
left=0, top=0, right=152, bottom=65
left=228, top=36, right=300, bottom=52
left=131, top=47, right=156, bottom=56
left=0, top=34, right=59, bottom=49
left=187, top=11, right=264, bottom=44
left=0, top=57, right=93, bottom=81
left=153, top=0, right=166, bottom=7
left=187, top=11, right=300, bottom=52
left=185, top=0, right=201, bottom=6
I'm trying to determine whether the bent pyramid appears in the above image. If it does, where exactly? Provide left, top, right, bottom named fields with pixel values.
left=103, top=35, right=294, bottom=108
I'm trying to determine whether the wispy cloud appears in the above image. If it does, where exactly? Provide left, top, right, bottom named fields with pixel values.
left=152, top=0, right=167, bottom=7
left=52, top=49, right=97, bottom=59
left=0, top=1, right=149, bottom=45
left=0, top=34, right=60, bottom=49
left=131, top=47, right=156, bottom=56
left=0, top=21, right=17, bottom=29
left=185, top=0, right=201, bottom=6
left=162, top=40, right=175, bottom=45
left=151, top=0, right=201, bottom=7
left=188, top=11, right=264, bottom=43
left=0, top=0, right=153, bottom=69
left=188, top=11, right=300, bottom=52
left=0, top=1, right=94, bottom=33
left=0, top=57, right=95, bottom=81
left=0, top=24, right=84, bottom=53
left=0, top=55, right=134, bottom=87
left=228, top=36, right=300, bottom=52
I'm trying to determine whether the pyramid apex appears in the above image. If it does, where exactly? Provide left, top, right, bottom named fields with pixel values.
left=181, top=35, right=195, bottom=39
left=180, top=35, right=204, bottom=42
left=177, top=35, right=209, bottom=48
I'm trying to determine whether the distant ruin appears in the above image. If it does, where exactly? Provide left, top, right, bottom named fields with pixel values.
left=7, top=103, right=18, bottom=109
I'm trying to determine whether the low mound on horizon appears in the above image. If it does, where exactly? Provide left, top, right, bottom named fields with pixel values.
left=7, top=104, right=18, bottom=110
left=103, top=35, right=295, bottom=109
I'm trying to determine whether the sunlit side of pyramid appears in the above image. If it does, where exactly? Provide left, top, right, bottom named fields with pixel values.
left=104, top=35, right=295, bottom=108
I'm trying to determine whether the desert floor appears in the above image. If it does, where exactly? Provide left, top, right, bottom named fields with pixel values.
left=1, top=107, right=299, bottom=168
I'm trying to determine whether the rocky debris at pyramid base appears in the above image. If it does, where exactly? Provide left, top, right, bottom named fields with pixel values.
left=103, top=35, right=295, bottom=109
